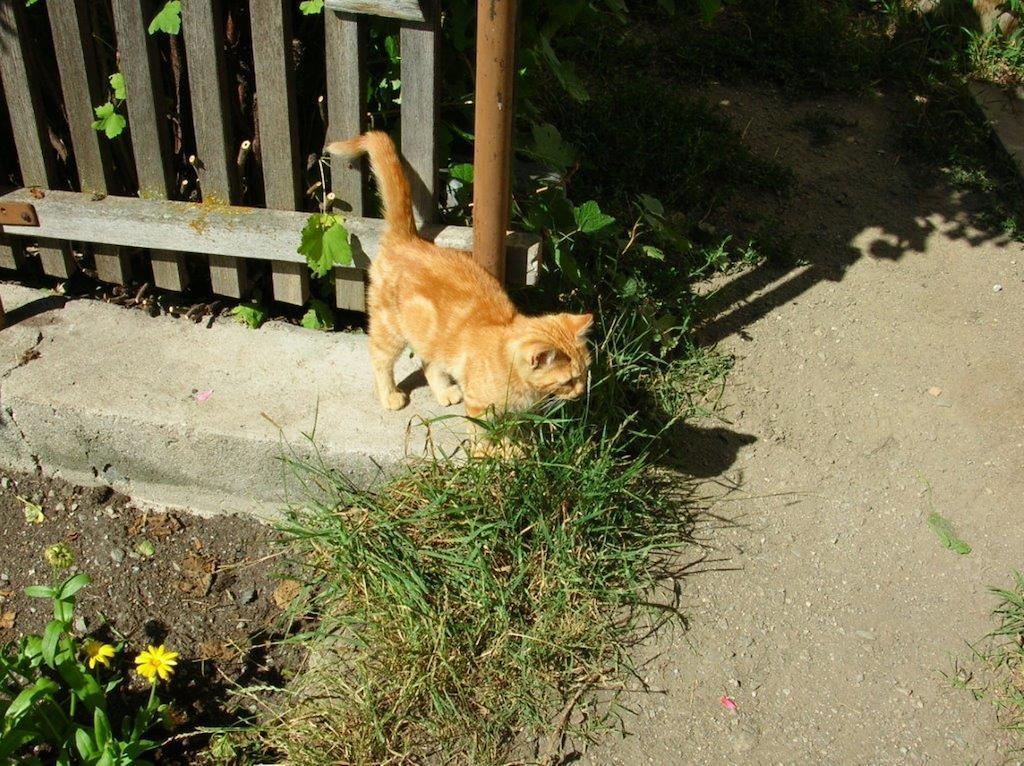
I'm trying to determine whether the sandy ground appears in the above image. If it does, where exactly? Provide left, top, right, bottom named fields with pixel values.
left=581, top=86, right=1024, bottom=765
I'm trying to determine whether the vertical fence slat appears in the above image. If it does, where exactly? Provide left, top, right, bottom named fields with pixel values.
left=180, top=0, right=247, bottom=298
left=111, top=0, right=189, bottom=291
left=250, top=0, right=307, bottom=305
left=325, top=10, right=367, bottom=311
left=399, top=11, right=438, bottom=225
left=0, top=0, right=76, bottom=278
left=49, top=0, right=130, bottom=284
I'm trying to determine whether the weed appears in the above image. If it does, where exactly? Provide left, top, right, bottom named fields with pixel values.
left=262, top=416, right=695, bottom=763
left=953, top=573, right=1024, bottom=743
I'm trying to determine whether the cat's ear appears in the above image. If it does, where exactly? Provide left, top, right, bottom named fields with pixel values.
left=566, top=313, right=594, bottom=338
left=528, top=345, right=560, bottom=370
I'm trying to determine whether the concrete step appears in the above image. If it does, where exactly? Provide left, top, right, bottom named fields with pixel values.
left=0, top=285, right=459, bottom=518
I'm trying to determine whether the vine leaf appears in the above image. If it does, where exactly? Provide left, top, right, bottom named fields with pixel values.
left=148, top=1, right=181, bottom=35
left=538, top=35, right=589, bottom=103
left=109, top=72, right=126, bottom=101
left=573, top=201, right=615, bottom=235
left=232, top=303, right=267, bottom=330
left=301, top=298, right=335, bottom=331
left=299, top=0, right=325, bottom=14
left=92, top=103, right=126, bottom=140
left=299, top=213, right=353, bottom=278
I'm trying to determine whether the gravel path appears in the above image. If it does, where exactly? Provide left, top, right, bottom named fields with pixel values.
left=583, top=85, right=1024, bottom=765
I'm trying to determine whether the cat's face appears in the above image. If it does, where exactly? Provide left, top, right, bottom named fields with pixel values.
left=516, top=314, right=593, bottom=401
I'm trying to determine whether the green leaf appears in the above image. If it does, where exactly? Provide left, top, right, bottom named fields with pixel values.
left=135, top=539, right=155, bottom=557
left=57, top=657, right=105, bottom=712
left=24, top=585, right=55, bottom=599
left=109, top=72, right=126, bottom=101
left=642, top=245, right=666, bottom=261
left=298, top=213, right=353, bottom=278
left=299, top=0, right=324, bottom=14
left=75, top=727, right=98, bottom=760
left=147, top=1, right=181, bottom=35
left=573, top=201, right=615, bottom=235
left=41, top=620, right=64, bottom=666
left=638, top=193, right=664, bottom=218
left=91, top=102, right=126, bottom=140
left=301, top=298, right=335, bottom=331
left=927, top=512, right=971, bottom=555
left=59, top=573, right=91, bottom=600
left=93, top=708, right=111, bottom=747
left=538, top=35, right=589, bottom=102
left=449, top=163, right=474, bottom=184
left=552, top=243, right=583, bottom=288
left=232, top=304, right=267, bottom=330
left=5, top=677, right=58, bottom=721
left=527, top=123, right=575, bottom=172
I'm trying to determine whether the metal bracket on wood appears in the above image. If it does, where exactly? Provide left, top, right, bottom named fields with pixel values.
left=0, top=201, right=39, bottom=227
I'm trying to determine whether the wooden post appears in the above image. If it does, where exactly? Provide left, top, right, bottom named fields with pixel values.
left=0, top=0, right=76, bottom=278
left=472, top=0, right=517, bottom=281
left=111, top=0, right=190, bottom=291
left=49, top=0, right=131, bottom=284
left=250, top=0, right=308, bottom=306
left=180, top=0, right=249, bottom=299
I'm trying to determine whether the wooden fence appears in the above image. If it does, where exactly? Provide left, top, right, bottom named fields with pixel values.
left=0, top=0, right=538, bottom=315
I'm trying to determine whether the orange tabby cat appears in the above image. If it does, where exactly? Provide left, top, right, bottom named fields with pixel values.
left=326, top=132, right=592, bottom=447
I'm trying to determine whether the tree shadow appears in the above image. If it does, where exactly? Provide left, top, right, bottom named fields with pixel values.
left=694, top=89, right=1017, bottom=348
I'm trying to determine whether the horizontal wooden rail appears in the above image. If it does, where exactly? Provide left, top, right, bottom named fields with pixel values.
left=323, top=0, right=427, bottom=22
left=0, top=189, right=541, bottom=287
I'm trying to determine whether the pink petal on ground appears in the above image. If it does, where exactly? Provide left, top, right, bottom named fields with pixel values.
left=720, top=695, right=738, bottom=712
left=195, top=389, right=213, bottom=403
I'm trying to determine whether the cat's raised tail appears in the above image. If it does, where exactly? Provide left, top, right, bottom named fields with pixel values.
left=324, top=131, right=416, bottom=240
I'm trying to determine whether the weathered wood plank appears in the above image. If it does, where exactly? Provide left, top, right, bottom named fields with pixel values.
left=0, top=1, right=54, bottom=187
left=111, top=0, right=188, bottom=291
left=324, top=0, right=426, bottom=23
left=334, top=265, right=366, bottom=312
left=180, top=0, right=247, bottom=298
left=0, top=0, right=75, bottom=277
left=250, top=0, right=307, bottom=305
left=0, top=189, right=540, bottom=286
left=0, top=237, right=27, bottom=271
left=400, top=13, right=438, bottom=224
left=325, top=11, right=367, bottom=215
left=49, top=0, right=130, bottom=284
left=325, top=10, right=367, bottom=311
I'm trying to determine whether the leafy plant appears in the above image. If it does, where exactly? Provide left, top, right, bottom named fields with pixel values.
left=232, top=302, right=268, bottom=330
left=298, top=0, right=324, bottom=14
left=91, top=73, right=128, bottom=141
left=297, top=213, right=353, bottom=278
left=147, top=1, right=181, bottom=36
left=0, top=574, right=171, bottom=764
left=301, top=298, right=335, bottom=331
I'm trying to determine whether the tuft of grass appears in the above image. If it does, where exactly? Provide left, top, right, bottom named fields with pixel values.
left=952, top=573, right=1024, bottom=744
left=259, top=412, right=695, bottom=764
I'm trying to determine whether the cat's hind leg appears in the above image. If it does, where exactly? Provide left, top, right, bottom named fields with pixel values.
left=423, top=360, right=462, bottom=407
left=369, top=323, right=409, bottom=410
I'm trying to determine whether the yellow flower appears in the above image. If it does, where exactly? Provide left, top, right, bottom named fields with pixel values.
left=134, top=644, right=178, bottom=683
left=83, top=639, right=116, bottom=670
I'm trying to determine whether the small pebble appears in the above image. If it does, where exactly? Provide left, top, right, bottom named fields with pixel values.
left=993, top=284, right=1003, bottom=292
left=73, top=615, right=87, bottom=633
left=109, top=548, right=125, bottom=565
left=0, top=477, right=9, bottom=489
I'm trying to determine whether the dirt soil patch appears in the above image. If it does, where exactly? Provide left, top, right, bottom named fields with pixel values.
left=580, top=83, right=1024, bottom=764
left=0, top=468, right=300, bottom=763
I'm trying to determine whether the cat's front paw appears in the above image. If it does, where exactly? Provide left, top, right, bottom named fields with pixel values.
left=381, top=390, right=409, bottom=410
left=436, top=384, right=463, bottom=407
